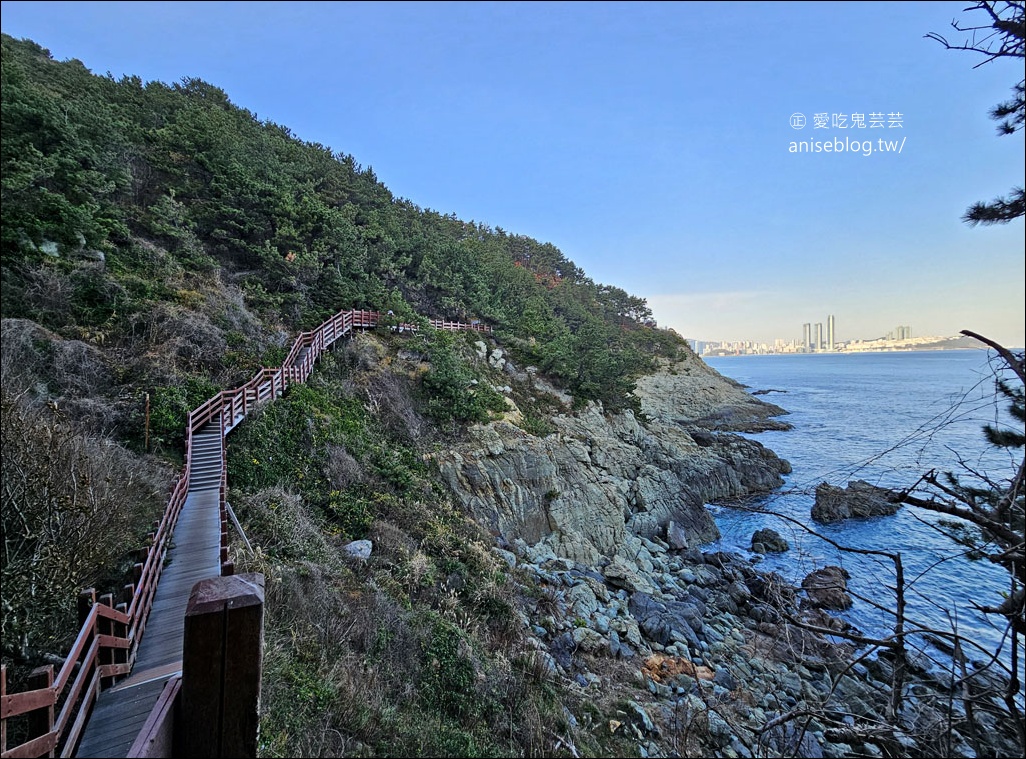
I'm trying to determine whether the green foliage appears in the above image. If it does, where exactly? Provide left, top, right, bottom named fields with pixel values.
left=984, top=379, right=1026, bottom=449
left=421, top=331, right=508, bottom=425
left=2, top=31, right=684, bottom=407
left=928, top=2, right=1024, bottom=226
left=148, top=375, right=221, bottom=450
left=226, top=356, right=439, bottom=544
left=419, top=617, right=478, bottom=719
left=0, top=34, right=687, bottom=757
left=325, top=489, right=373, bottom=540
left=522, top=414, right=554, bottom=437
left=1, top=40, right=129, bottom=262
left=269, top=655, right=336, bottom=731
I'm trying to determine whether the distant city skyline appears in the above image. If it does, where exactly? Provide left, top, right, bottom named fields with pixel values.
left=687, top=315, right=981, bottom=356
left=1, top=2, right=1023, bottom=347
left=689, top=311, right=943, bottom=352
left=690, top=314, right=927, bottom=350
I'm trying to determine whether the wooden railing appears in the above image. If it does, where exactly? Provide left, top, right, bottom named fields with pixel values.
left=0, top=470, right=188, bottom=758
left=0, top=307, right=490, bottom=758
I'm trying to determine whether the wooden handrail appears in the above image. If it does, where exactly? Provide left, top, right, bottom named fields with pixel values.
left=52, top=638, right=99, bottom=738
left=0, top=307, right=491, bottom=758
left=1, top=690, right=56, bottom=721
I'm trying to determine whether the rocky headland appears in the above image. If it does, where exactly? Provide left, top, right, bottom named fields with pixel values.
left=434, top=350, right=1019, bottom=757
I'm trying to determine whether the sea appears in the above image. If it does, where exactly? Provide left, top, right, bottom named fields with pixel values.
left=701, top=349, right=1022, bottom=673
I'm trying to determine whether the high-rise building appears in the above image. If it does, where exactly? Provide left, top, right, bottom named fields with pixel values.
left=815, top=323, right=824, bottom=351
left=802, top=323, right=811, bottom=352
left=827, top=315, right=835, bottom=351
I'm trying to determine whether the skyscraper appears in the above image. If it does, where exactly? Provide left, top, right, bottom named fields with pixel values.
left=802, top=323, right=812, bottom=352
left=827, top=315, right=835, bottom=351
left=815, top=323, right=824, bottom=351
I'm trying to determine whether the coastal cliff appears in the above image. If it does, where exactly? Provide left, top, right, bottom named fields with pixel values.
left=634, top=353, right=791, bottom=433
left=430, top=348, right=1015, bottom=758
left=436, top=352, right=791, bottom=567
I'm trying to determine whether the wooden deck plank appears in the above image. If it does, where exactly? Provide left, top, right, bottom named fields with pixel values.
left=133, top=628, right=185, bottom=654
left=133, top=628, right=186, bottom=655
left=110, top=662, right=181, bottom=691
left=75, top=678, right=170, bottom=758
left=151, top=565, right=220, bottom=586
left=88, top=691, right=164, bottom=721
left=78, top=730, right=142, bottom=758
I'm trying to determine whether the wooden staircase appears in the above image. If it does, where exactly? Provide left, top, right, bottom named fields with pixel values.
left=74, top=425, right=224, bottom=757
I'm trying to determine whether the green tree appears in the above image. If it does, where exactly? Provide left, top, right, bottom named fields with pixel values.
left=927, top=0, right=1025, bottom=224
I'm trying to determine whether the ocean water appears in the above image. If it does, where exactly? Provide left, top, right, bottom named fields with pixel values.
left=702, top=350, right=1022, bottom=669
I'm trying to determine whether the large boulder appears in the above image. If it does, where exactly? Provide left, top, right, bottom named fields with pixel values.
left=342, top=539, right=373, bottom=561
left=628, top=592, right=704, bottom=651
left=751, top=527, right=789, bottom=553
left=802, top=566, right=853, bottom=610
left=812, top=480, right=901, bottom=523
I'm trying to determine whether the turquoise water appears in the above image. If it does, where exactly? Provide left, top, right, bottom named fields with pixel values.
left=703, top=350, right=1021, bottom=670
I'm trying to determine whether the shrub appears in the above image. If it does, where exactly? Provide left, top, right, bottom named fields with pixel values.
left=0, top=389, right=168, bottom=659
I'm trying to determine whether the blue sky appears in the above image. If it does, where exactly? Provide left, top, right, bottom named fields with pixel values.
left=2, top=1, right=1024, bottom=346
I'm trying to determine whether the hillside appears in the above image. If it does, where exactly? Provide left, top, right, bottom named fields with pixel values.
left=0, top=34, right=681, bottom=421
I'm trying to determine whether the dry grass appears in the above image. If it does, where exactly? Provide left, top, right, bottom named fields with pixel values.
left=0, top=387, right=171, bottom=661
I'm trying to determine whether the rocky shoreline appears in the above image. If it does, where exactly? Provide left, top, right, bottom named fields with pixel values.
left=498, top=537, right=1016, bottom=757
left=438, top=352, right=1020, bottom=757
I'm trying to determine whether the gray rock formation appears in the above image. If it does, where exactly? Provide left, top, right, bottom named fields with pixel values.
left=435, top=402, right=789, bottom=565
left=435, top=354, right=791, bottom=567
left=342, top=539, right=373, bottom=561
left=751, top=527, right=789, bottom=553
left=633, top=353, right=791, bottom=432
left=812, top=480, right=901, bottom=523
left=802, top=566, right=853, bottom=610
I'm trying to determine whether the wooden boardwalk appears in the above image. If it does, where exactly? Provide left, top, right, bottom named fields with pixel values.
left=74, top=425, right=224, bottom=758
left=73, top=332, right=327, bottom=756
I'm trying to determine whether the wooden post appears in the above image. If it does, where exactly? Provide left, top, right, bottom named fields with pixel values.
left=180, top=574, right=264, bottom=758
left=1, top=665, right=7, bottom=755
left=26, top=665, right=54, bottom=757
left=98, top=594, right=115, bottom=689
left=78, top=588, right=96, bottom=627
left=118, top=583, right=135, bottom=668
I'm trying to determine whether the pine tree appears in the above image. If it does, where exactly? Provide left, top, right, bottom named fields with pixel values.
left=927, top=1, right=1025, bottom=224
